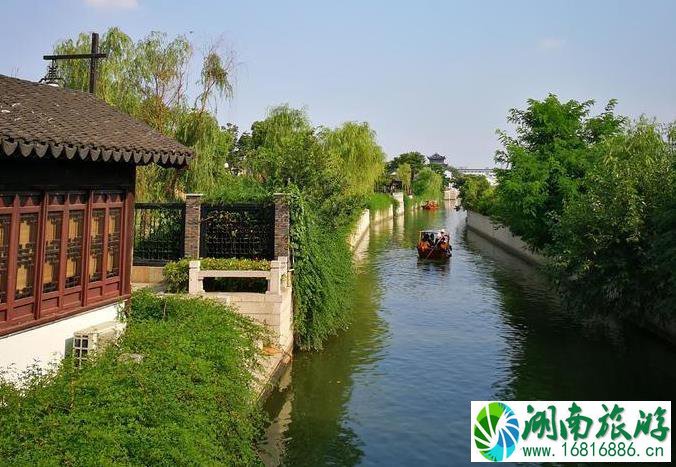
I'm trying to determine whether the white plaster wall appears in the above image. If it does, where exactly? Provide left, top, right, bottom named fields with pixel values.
left=466, top=211, right=546, bottom=266
left=0, top=302, right=123, bottom=381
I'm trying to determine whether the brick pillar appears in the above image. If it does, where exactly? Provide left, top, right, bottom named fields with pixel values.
left=273, top=193, right=290, bottom=260
left=184, top=193, right=203, bottom=259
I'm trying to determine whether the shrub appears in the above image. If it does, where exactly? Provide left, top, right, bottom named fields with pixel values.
left=163, top=257, right=271, bottom=293
left=0, top=290, right=264, bottom=465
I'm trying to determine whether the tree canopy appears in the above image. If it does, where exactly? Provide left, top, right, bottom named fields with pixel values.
left=320, top=122, right=386, bottom=198
left=396, top=163, right=412, bottom=194
left=492, top=94, right=626, bottom=249
left=550, top=120, right=676, bottom=320
left=54, top=27, right=236, bottom=201
left=387, top=151, right=426, bottom=179
left=412, top=167, right=442, bottom=200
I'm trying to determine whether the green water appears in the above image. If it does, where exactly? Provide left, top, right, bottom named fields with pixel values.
left=262, top=207, right=676, bottom=466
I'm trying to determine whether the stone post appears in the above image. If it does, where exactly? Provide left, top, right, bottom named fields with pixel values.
left=273, top=193, right=290, bottom=260
left=267, top=259, right=281, bottom=295
left=184, top=193, right=203, bottom=259
left=188, top=260, right=203, bottom=294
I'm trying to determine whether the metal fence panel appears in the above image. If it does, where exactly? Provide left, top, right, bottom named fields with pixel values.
left=133, top=203, right=185, bottom=265
left=200, top=203, right=275, bottom=259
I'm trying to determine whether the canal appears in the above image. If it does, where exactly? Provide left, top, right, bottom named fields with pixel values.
left=262, top=206, right=676, bottom=466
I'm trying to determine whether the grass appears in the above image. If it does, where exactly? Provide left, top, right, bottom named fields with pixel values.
left=366, top=192, right=396, bottom=212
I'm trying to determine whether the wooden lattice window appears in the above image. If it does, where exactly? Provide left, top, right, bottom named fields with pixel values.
left=15, top=213, right=38, bottom=300
left=42, top=212, right=62, bottom=294
left=107, top=208, right=122, bottom=278
left=89, top=209, right=105, bottom=283
left=0, top=190, right=129, bottom=335
left=66, top=210, right=85, bottom=289
left=0, top=214, right=9, bottom=305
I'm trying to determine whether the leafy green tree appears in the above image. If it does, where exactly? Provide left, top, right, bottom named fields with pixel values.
left=429, top=162, right=450, bottom=186
left=550, top=120, right=675, bottom=320
left=396, top=163, right=412, bottom=194
left=493, top=94, right=626, bottom=249
left=320, top=122, right=386, bottom=198
left=412, top=167, right=442, bottom=200
left=387, top=151, right=426, bottom=179
left=53, top=28, right=235, bottom=201
left=457, top=174, right=494, bottom=215
left=242, top=106, right=347, bottom=215
left=446, top=165, right=463, bottom=182
left=0, top=291, right=264, bottom=465
left=241, top=105, right=386, bottom=229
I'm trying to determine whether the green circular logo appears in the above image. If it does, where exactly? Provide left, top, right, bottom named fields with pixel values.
left=473, top=402, right=520, bottom=462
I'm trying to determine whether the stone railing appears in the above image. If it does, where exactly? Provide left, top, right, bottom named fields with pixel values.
left=188, top=256, right=289, bottom=295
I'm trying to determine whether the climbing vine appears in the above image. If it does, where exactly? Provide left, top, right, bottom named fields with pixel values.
left=287, top=188, right=355, bottom=350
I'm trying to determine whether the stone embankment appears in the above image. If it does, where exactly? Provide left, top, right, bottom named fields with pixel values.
left=465, top=210, right=545, bottom=266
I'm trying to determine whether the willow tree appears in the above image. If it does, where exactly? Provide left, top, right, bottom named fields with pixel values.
left=396, top=162, right=412, bottom=194
left=244, top=105, right=333, bottom=196
left=319, top=122, right=386, bottom=198
left=52, top=27, right=235, bottom=201
left=412, top=167, right=442, bottom=200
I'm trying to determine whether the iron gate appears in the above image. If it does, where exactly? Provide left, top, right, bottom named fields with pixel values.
left=133, top=203, right=185, bottom=265
left=200, top=203, right=275, bottom=259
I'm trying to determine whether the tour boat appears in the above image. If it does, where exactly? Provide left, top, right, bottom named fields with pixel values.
left=422, top=200, right=439, bottom=210
left=417, top=229, right=452, bottom=260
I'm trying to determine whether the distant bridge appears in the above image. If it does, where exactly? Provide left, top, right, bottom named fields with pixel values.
left=455, top=167, right=497, bottom=184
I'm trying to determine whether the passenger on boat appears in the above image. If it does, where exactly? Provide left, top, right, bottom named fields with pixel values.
left=422, top=232, right=433, bottom=246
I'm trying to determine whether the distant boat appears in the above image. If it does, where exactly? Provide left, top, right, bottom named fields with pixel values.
left=417, top=229, right=452, bottom=261
left=422, top=200, right=439, bottom=210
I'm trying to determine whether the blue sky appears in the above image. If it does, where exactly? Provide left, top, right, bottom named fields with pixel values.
left=1, top=0, right=675, bottom=166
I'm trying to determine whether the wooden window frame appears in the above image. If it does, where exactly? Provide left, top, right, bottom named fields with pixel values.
left=0, top=190, right=129, bottom=337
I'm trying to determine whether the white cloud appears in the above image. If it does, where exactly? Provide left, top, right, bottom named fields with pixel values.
left=538, top=38, right=565, bottom=50
left=84, top=0, right=139, bottom=9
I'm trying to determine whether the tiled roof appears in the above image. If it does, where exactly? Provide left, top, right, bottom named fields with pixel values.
left=0, top=74, right=192, bottom=166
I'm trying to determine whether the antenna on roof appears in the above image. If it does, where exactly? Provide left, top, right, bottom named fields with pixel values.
left=39, top=60, right=63, bottom=87
left=41, top=32, right=108, bottom=94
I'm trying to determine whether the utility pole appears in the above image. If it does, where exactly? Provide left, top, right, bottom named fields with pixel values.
left=42, top=32, right=108, bottom=94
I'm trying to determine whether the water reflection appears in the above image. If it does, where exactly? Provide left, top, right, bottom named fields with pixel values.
left=263, top=206, right=676, bottom=466
left=262, top=218, right=393, bottom=466
left=465, top=228, right=676, bottom=402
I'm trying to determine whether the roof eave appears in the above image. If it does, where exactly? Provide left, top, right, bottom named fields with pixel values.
left=0, top=136, right=191, bottom=168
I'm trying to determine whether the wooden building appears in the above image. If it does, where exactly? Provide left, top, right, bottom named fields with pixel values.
left=0, top=75, right=191, bottom=373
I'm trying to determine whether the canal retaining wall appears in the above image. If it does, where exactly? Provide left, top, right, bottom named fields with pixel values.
left=349, top=209, right=371, bottom=249
left=467, top=211, right=676, bottom=344
left=371, top=204, right=394, bottom=225
left=392, top=191, right=404, bottom=207
left=466, top=210, right=546, bottom=266
left=349, top=195, right=400, bottom=250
